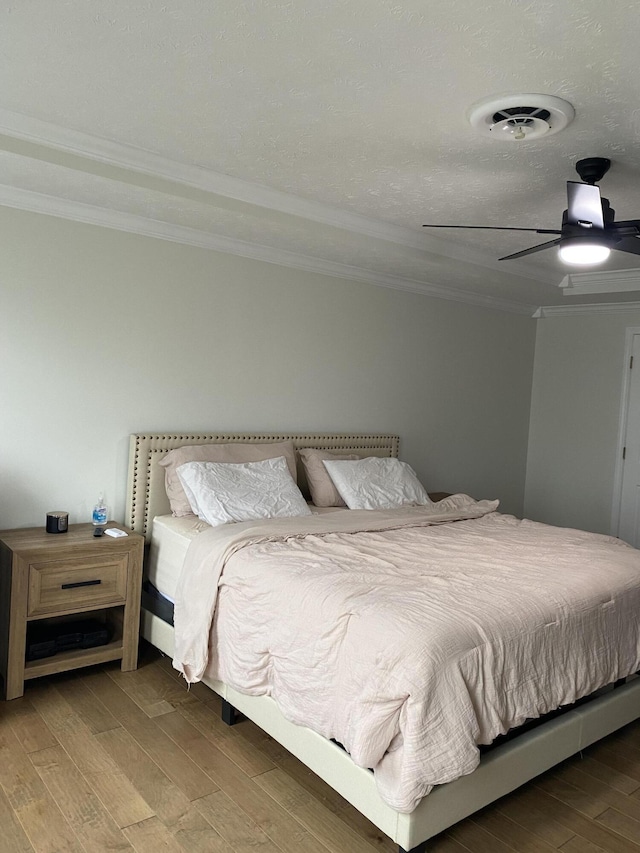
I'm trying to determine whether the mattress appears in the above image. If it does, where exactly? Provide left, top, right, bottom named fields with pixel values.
left=147, top=515, right=209, bottom=602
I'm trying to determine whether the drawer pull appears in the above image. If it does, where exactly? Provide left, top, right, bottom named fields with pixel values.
left=61, top=579, right=102, bottom=590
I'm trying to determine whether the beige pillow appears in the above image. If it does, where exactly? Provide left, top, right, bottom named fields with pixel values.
left=159, top=441, right=297, bottom=517
left=298, top=448, right=360, bottom=507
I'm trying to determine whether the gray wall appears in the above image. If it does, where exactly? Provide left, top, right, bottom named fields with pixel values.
left=524, top=309, right=640, bottom=534
left=1, top=206, right=536, bottom=529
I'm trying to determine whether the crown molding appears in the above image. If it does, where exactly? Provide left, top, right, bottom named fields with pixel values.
left=0, top=182, right=536, bottom=316
left=0, top=107, right=553, bottom=287
left=533, top=301, right=640, bottom=318
left=559, top=268, right=640, bottom=295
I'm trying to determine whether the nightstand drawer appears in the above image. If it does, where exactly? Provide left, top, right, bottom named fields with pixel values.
left=27, top=555, right=128, bottom=617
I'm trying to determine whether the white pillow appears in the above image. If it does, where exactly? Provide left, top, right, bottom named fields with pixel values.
left=322, top=457, right=432, bottom=510
left=176, top=456, right=312, bottom=527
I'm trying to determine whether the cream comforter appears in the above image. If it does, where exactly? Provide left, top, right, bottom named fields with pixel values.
left=172, top=495, right=640, bottom=812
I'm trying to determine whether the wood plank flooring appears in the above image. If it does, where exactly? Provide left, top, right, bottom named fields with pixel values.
left=1, top=644, right=639, bottom=853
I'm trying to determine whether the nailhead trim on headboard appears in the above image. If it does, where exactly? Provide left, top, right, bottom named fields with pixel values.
left=126, top=432, right=400, bottom=539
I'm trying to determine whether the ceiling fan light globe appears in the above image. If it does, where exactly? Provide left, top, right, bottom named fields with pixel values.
left=558, top=242, right=611, bottom=265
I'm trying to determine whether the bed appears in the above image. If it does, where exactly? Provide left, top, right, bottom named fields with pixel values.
left=126, top=431, right=640, bottom=853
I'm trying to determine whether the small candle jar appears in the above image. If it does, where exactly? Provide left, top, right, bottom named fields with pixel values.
left=46, top=511, right=68, bottom=534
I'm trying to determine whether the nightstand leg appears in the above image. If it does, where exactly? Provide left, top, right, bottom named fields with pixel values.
left=4, top=679, right=25, bottom=701
left=5, top=629, right=26, bottom=698
left=121, top=640, right=140, bottom=670
left=121, top=599, right=141, bottom=670
left=121, top=557, right=143, bottom=671
left=5, top=559, right=28, bottom=699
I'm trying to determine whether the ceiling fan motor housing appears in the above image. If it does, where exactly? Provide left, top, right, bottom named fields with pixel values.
left=575, top=157, right=611, bottom=184
left=468, top=94, right=575, bottom=140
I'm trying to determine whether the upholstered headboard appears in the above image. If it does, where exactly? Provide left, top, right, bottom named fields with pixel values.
left=126, top=432, right=400, bottom=539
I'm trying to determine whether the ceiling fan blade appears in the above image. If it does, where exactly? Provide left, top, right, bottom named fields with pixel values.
left=499, top=238, right=562, bottom=261
left=567, top=181, right=605, bottom=229
left=610, top=220, right=640, bottom=236
left=422, top=224, right=561, bottom=233
left=614, top=236, right=640, bottom=257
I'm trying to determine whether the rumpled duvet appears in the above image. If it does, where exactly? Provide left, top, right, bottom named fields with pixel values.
left=172, top=494, right=640, bottom=812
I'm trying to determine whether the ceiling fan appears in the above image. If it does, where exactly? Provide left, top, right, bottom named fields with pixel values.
left=422, top=158, right=640, bottom=266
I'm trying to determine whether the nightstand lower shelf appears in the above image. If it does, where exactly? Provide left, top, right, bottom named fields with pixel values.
left=24, top=638, right=125, bottom=679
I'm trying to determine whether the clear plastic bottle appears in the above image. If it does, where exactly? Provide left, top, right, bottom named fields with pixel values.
left=92, top=493, right=108, bottom=527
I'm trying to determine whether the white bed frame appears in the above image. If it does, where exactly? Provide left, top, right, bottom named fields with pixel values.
left=126, top=432, right=640, bottom=853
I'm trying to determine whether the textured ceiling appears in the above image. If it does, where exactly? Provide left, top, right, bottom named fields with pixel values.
left=1, top=0, right=639, bottom=312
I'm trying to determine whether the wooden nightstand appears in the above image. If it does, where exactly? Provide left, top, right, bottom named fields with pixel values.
left=0, top=523, right=144, bottom=700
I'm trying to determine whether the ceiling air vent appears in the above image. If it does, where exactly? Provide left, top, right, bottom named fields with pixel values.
left=468, top=94, right=575, bottom=141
